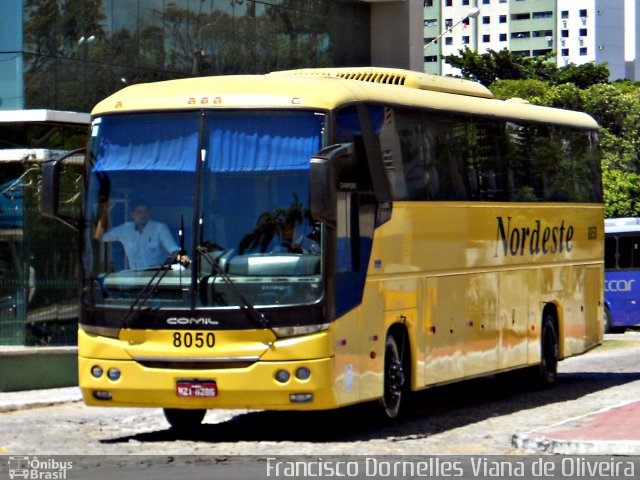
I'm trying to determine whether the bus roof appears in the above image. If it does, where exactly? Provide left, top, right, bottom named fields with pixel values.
left=91, top=67, right=599, bottom=130
left=605, top=217, right=640, bottom=234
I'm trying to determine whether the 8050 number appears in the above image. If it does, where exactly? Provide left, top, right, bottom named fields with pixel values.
left=172, top=332, right=215, bottom=348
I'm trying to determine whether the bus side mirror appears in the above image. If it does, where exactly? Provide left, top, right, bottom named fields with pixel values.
left=40, top=148, right=86, bottom=230
left=310, top=143, right=354, bottom=226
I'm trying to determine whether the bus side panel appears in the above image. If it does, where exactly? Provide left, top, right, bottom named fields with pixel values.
left=498, top=270, right=534, bottom=369
left=605, top=270, right=640, bottom=328
left=356, top=275, right=419, bottom=401
left=561, top=265, right=603, bottom=357
left=423, top=273, right=500, bottom=386
left=331, top=308, right=362, bottom=406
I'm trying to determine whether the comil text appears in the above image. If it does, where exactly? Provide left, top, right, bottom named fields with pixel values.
left=495, top=216, right=574, bottom=257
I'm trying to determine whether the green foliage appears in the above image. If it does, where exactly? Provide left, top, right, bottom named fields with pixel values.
left=490, top=79, right=549, bottom=104
left=445, top=48, right=609, bottom=89
left=445, top=48, right=555, bottom=86
left=554, top=62, right=610, bottom=89
left=457, top=49, right=640, bottom=218
left=603, top=168, right=640, bottom=217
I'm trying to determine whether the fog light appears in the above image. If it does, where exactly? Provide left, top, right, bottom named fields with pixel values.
left=91, top=365, right=103, bottom=378
left=275, top=369, right=290, bottom=383
left=289, top=393, right=313, bottom=403
left=295, top=367, right=311, bottom=380
left=107, top=368, right=121, bottom=381
left=93, top=390, right=112, bottom=400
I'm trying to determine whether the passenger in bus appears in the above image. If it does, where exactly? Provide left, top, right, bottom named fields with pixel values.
left=95, top=200, right=189, bottom=270
left=276, top=219, right=320, bottom=255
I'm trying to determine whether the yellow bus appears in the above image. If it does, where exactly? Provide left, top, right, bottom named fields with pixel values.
left=41, top=67, right=603, bottom=428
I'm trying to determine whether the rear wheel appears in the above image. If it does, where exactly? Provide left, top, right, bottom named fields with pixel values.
left=378, top=334, right=406, bottom=419
left=535, top=312, right=559, bottom=388
left=163, top=408, right=206, bottom=431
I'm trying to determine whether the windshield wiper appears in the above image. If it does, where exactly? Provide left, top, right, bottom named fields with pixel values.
left=197, top=246, right=269, bottom=329
left=122, top=251, right=182, bottom=327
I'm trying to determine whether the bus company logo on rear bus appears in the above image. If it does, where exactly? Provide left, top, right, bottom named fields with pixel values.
left=167, top=317, right=219, bottom=326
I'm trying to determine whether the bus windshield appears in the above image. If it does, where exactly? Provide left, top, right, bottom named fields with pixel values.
left=84, top=110, right=325, bottom=310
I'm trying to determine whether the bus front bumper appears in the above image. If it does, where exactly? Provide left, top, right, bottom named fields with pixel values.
left=78, top=355, right=338, bottom=411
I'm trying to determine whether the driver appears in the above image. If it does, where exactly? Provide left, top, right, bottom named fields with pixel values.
left=95, top=200, right=187, bottom=269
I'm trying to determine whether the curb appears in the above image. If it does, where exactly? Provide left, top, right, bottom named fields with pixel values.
left=512, top=399, right=640, bottom=455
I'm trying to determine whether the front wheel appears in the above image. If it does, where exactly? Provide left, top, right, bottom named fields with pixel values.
left=603, top=305, right=612, bottom=334
left=378, top=334, right=406, bottom=420
left=163, top=408, right=206, bottom=431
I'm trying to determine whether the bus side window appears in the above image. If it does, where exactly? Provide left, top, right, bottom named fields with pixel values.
left=605, top=236, right=617, bottom=269
left=336, top=191, right=359, bottom=272
left=618, top=236, right=633, bottom=269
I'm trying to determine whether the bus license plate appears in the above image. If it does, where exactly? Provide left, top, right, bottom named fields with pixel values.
left=176, top=380, right=217, bottom=398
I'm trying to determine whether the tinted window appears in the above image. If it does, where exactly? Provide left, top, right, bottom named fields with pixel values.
left=374, top=106, right=601, bottom=203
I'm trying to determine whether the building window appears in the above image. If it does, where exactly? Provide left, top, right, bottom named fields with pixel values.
left=561, top=30, right=569, bottom=38
left=462, top=36, right=470, bottom=45
left=532, top=30, right=553, bottom=38
left=511, top=31, right=531, bottom=39
left=446, top=0, right=452, bottom=6
left=424, top=0, right=433, bottom=6
left=445, top=19, right=453, bottom=28
left=561, top=48, right=569, bottom=56
left=483, top=0, right=490, bottom=4
left=512, top=50, right=530, bottom=57
left=532, top=11, right=553, bottom=19
left=445, top=37, right=453, bottom=45
left=580, top=28, right=588, bottom=36
left=425, top=37, right=436, bottom=45
left=483, top=16, right=491, bottom=24
left=499, top=33, right=507, bottom=41
left=499, top=15, right=507, bottom=23
left=425, top=18, right=438, bottom=27
left=561, top=10, right=569, bottom=19
left=580, top=9, right=588, bottom=17
left=580, top=47, right=588, bottom=56
left=483, top=34, right=491, bottom=42
left=512, top=13, right=531, bottom=21
left=424, top=55, right=438, bottom=63
left=532, top=49, right=552, bottom=56
left=462, top=0, right=470, bottom=5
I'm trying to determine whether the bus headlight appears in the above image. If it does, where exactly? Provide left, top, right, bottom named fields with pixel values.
left=91, top=366, right=104, bottom=378
left=295, top=367, right=311, bottom=380
left=271, top=323, right=329, bottom=338
left=107, top=368, right=121, bottom=381
left=275, top=370, right=290, bottom=383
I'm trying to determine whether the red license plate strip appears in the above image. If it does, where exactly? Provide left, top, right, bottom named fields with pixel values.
left=176, top=380, right=217, bottom=398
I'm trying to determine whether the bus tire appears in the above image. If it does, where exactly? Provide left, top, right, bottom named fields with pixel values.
left=603, top=305, right=612, bottom=334
left=378, top=333, right=406, bottom=420
left=534, top=312, right=559, bottom=388
left=163, top=408, right=206, bottom=431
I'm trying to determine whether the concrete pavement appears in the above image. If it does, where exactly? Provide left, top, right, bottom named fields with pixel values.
left=1, top=384, right=639, bottom=455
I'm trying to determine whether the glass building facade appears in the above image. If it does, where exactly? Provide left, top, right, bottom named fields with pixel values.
left=0, top=0, right=370, bottom=347
left=1, top=0, right=370, bottom=112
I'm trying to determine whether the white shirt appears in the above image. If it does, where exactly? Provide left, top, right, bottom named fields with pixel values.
left=103, top=220, right=179, bottom=270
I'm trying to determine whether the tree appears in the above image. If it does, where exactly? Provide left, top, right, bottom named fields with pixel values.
left=444, top=48, right=609, bottom=89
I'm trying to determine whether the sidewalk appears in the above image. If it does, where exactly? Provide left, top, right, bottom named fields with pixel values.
left=513, top=399, right=640, bottom=455
left=0, top=386, right=82, bottom=413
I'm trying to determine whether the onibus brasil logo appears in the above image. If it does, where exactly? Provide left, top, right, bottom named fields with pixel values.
left=8, top=457, right=72, bottom=479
